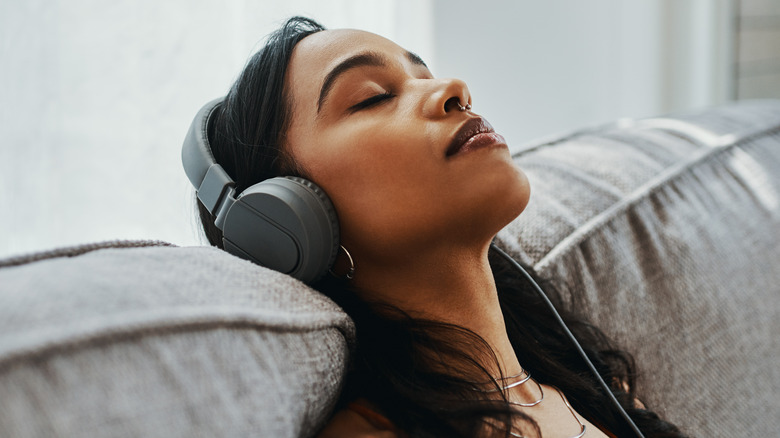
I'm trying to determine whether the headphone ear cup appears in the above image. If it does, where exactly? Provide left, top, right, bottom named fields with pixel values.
left=220, top=176, right=340, bottom=284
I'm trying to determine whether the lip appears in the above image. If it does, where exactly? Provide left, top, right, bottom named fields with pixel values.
left=445, top=117, right=506, bottom=158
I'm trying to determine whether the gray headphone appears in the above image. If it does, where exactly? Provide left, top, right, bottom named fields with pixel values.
left=181, top=98, right=340, bottom=284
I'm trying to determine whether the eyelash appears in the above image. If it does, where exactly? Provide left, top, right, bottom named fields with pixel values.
left=351, top=92, right=394, bottom=111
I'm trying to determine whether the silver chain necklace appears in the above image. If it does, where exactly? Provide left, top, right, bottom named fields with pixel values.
left=476, top=371, right=587, bottom=438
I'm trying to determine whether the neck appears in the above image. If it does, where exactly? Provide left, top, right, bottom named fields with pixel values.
left=352, top=240, right=522, bottom=380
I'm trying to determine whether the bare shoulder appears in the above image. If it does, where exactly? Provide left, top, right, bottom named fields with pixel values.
left=316, top=408, right=399, bottom=438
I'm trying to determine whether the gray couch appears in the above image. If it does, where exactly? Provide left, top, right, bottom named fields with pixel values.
left=2, top=100, right=779, bottom=437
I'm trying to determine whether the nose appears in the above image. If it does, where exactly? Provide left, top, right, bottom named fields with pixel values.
left=421, top=78, right=472, bottom=119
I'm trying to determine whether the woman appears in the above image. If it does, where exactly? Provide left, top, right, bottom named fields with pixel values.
left=195, top=16, right=686, bottom=438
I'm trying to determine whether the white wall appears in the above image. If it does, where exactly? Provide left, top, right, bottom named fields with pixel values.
left=431, top=0, right=735, bottom=152
left=0, top=0, right=735, bottom=258
left=0, top=0, right=432, bottom=258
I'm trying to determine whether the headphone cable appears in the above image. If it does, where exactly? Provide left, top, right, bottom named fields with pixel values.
left=490, top=243, right=646, bottom=438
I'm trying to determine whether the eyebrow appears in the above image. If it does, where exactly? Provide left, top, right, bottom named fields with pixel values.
left=316, top=50, right=428, bottom=113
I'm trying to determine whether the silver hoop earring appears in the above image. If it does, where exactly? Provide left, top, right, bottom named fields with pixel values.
left=329, top=245, right=355, bottom=280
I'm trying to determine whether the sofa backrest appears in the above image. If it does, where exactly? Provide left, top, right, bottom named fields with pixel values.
left=497, top=99, right=780, bottom=437
left=0, top=242, right=353, bottom=438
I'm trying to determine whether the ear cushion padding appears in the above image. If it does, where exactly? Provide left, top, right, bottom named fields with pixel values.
left=220, top=176, right=340, bottom=284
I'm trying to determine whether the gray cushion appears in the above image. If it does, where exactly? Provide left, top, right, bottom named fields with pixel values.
left=497, top=99, right=780, bottom=437
left=0, top=243, right=353, bottom=438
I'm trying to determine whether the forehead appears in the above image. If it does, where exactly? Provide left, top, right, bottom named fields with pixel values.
left=285, top=29, right=408, bottom=112
left=295, top=28, right=404, bottom=62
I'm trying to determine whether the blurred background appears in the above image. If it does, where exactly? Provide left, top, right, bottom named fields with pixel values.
left=1, top=0, right=778, bottom=258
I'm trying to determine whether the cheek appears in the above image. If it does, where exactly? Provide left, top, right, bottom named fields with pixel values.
left=295, top=126, right=446, bottom=255
left=310, top=137, right=443, bottom=251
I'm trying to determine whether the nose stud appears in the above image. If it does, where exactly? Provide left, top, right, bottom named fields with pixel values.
left=457, top=100, right=472, bottom=111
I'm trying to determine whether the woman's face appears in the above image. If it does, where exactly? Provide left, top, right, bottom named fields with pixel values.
left=284, top=29, right=530, bottom=265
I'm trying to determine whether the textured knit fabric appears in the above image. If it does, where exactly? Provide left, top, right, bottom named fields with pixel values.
left=497, top=99, right=780, bottom=437
left=0, top=244, right=353, bottom=438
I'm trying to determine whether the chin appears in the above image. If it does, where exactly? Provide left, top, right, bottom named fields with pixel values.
left=460, top=160, right=531, bottom=239
left=494, top=163, right=531, bottom=225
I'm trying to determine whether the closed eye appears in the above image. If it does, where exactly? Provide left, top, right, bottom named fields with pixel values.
left=350, top=92, right=394, bottom=111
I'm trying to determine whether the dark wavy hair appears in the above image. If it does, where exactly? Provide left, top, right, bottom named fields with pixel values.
left=196, top=16, right=687, bottom=438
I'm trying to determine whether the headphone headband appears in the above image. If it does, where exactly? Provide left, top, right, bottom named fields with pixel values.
left=181, top=98, right=235, bottom=220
